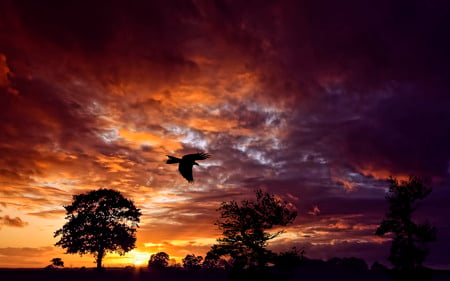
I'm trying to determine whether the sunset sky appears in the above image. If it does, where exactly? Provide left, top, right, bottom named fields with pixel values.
left=1, top=0, right=450, bottom=269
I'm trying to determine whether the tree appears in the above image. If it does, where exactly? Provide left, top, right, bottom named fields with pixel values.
left=54, top=188, right=141, bottom=270
left=45, top=257, right=64, bottom=270
left=182, top=253, right=203, bottom=270
left=327, top=257, right=368, bottom=271
left=209, top=189, right=297, bottom=269
left=148, top=252, right=170, bottom=269
left=376, top=176, right=436, bottom=278
left=274, top=247, right=304, bottom=270
left=51, top=257, right=64, bottom=268
left=203, top=250, right=228, bottom=269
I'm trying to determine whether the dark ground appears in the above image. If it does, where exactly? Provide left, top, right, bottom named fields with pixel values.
left=1, top=268, right=450, bottom=281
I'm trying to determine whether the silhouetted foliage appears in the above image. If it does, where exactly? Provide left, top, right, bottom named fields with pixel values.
left=148, top=252, right=170, bottom=269
left=209, top=189, right=297, bottom=270
left=182, top=254, right=203, bottom=270
left=327, top=257, right=368, bottom=271
left=50, top=258, right=64, bottom=268
left=9, top=264, right=450, bottom=281
left=202, top=250, right=229, bottom=269
left=274, top=247, right=304, bottom=270
left=44, top=265, right=55, bottom=270
left=300, top=257, right=328, bottom=270
left=54, top=188, right=141, bottom=270
left=371, top=261, right=388, bottom=272
left=376, top=176, right=436, bottom=280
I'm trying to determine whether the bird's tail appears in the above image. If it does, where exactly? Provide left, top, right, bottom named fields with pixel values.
left=166, top=155, right=180, bottom=164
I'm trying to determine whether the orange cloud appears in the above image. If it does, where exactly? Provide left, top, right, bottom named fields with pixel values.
left=308, top=205, right=321, bottom=216
left=332, top=176, right=357, bottom=192
left=358, top=166, right=409, bottom=182
left=188, top=118, right=237, bottom=132
left=119, top=129, right=182, bottom=151
left=95, top=154, right=133, bottom=173
left=0, top=215, right=28, bottom=228
left=168, top=86, right=219, bottom=106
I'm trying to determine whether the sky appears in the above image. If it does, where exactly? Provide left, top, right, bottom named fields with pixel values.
left=1, top=0, right=450, bottom=269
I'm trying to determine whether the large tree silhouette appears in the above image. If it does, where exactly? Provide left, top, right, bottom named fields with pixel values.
left=209, top=189, right=297, bottom=269
left=148, top=252, right=170, bottom=269
left=376, top=176, right=436, bottom=279
left=54, top=188, right=141, bottom=270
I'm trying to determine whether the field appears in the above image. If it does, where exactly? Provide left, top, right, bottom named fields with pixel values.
left=1, top=268, right=450, bottom=281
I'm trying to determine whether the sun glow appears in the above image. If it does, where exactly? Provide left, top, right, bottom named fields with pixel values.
left=129, top=250, right=150, bottom=266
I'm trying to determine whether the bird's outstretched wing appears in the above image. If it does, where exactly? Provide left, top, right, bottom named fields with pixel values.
left=182, top=152, right=211, bottom=161
left=179, top=162, right=194, bottom=182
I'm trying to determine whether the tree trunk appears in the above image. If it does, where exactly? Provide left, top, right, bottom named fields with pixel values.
left=96, top=249, right=104, bottom=270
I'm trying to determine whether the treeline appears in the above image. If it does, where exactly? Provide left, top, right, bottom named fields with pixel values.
left=52, top=176, right=437, bottom=281
left=148, top=248, right=303, bottom=270
left=147, top=250, right=388, bottom=272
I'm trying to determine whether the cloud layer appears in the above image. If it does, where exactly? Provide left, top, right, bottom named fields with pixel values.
left=0, top=0, right=449, bottom=268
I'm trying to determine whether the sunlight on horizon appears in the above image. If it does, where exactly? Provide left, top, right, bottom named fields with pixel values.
left=129, top=250, right=150, bottom=266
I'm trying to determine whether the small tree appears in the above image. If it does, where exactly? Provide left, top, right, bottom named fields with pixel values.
left=45, top=257, right=64, bottom=270
left=376, top=176, right=436, bottom=278
left=51, top=258, right=64, bottom=268
left=209, top=189, right=297, bottom=269
left=54, top=189, right=141, bottom=270
left=148, top=252, right=170, bottom=269
left=182, top=254, right=203, bottom=270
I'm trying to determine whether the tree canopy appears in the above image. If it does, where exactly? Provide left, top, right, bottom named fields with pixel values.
left=54, top=188, right=141, bottom=269
left=148, top=252, right=170, bottom=269
left=51, top=258, right=64, bottom=268
left=209, top=189, right=297, bottom=269
left=376, top=176, right=436, bottom=279
left=182, top=254, right=203, bottom=270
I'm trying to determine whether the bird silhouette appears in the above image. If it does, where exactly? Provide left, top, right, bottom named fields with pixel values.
left=166, top=152, right=211, bottom=182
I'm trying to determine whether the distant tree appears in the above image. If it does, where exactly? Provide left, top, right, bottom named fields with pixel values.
left=274, top=247, right=304, bottom=270
left=202, top=250, right=228, bottom=269
left=50, top=257, right=64, bottom=268
left=376, top=176, right=436, bottom=279
left=182, top=254, right=203, bottom=270
left=148, top=252, right=170, bottom=269
left=371, top=261, right=388, bottom=272
left=54, top=189, right=141, bottom=270
left=44, top=265, right=55, bottom=270
left=209, top=189, right=297, bottom=269
left=327, top=257, right=368, bottom=271
left=44, top=258, right=64, bottom=271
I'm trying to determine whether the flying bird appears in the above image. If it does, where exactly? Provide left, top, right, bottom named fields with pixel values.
left=166, top=152, right=211, bottom=182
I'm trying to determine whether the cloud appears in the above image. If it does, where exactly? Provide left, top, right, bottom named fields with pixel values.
left=0, top=215, right=28, bottom=228
left=0, top=247, right=53, bottom=257
left=0, top=0, right=449, bottom=268
left=0, top=53, right=19, bottom=95
left=308, top=205, right=321, bottom=216
left=27, top=209, right=65, bottom=219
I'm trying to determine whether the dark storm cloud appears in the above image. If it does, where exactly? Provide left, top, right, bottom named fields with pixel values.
left=197, top=0, right=450, bottom=178
left=343, top=91, right=450, bottom=177
left=1, top=0, right=450, bottom=268
left=275, top=1, right=450, bottom=178
left=5, top=0, right=202, bottom=53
